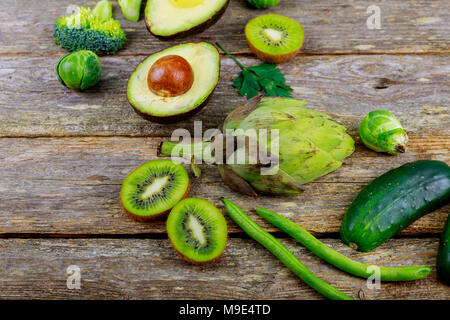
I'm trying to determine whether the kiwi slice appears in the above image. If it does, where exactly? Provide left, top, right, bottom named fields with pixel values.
left=245, top=14, right=304, bottom=64
left=120, top=159, right=189, bottom=221
left=167, top=198, right=228, bottom=264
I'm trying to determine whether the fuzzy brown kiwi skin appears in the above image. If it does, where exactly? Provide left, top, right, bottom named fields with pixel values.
left=247, top=40, right=300, bottom=64
left=145, top=0, right=230, bottom=39
left=245, top=23, right=305, bottom=64
left=126, top=44, right=220, bottom=124
left=121, top=180, right=190, bottom=222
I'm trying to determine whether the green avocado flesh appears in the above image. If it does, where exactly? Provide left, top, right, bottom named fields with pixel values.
left=127, top=42, right=220, bottom=118
left=145, top=0, right=228, bottom=37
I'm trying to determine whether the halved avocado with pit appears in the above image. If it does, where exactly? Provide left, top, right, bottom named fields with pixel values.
left=127, top=42, right=220, bottom=123
left=145, top=0, right=229, bottom=38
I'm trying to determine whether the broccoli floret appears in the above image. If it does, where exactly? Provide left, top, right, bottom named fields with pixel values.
left=54, top=7, right=126, bottom=55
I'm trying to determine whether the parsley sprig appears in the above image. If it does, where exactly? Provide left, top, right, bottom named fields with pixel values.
left=216, top=42, right=293, bottom=99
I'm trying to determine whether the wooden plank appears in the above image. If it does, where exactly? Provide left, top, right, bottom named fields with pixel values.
left=0, top=237, right=447, bottom=299
left=0, top=54, right=448, bottom=137
left=0, top=0, right=447, bottom=301
left=1, top=0, right=449, bottom=56
left=0, top=135, right=448, bottom=236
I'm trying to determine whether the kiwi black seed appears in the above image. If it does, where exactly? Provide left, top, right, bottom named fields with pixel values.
left=120, top=159, right=189, bottom=221
left=245, top=14, right=304, bottom=64
left=167, top=198, right=228, bottom=264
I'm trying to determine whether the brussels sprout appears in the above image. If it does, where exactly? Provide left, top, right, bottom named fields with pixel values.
left=56, top=50, right=101, bottom=90
left=359, top=110, right=408, bottom=155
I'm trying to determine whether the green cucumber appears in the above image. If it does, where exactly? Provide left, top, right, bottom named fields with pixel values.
left=341, top=160, right=450, bottom=252
left=437, top=215, right=450, bottom=285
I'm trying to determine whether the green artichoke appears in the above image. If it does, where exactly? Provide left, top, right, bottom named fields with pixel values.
left=159, top=96, right=355, bottom=196
left=359, top=110, right=408, bottom=155
left=93, top=0, right=113, bottom=21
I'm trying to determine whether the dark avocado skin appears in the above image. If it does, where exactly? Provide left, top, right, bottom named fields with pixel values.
left=145, top=0, right=230, bottom=39
left=128, top=94, right=213, bottom=124
left=437, top=215, right=450, bottom=285
left=341, top=160, right=450, bottom=252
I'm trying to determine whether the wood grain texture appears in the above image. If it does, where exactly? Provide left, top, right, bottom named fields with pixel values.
left=1, top=0, right=449, bottom=56
left=0, top=54, right=449, bottom=137
left=0, top=237, right=447, bottom=300
left=0, top=0, right=449, bottom=300
left=0, top=135, right=447, bottom=236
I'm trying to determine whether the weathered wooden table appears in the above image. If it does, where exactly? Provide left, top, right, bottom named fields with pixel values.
left=0, top=0, right=448, bottom=299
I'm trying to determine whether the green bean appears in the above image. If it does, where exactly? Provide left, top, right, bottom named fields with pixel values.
left=256, top=207, right=432, bottom=281
left=221, top=198, right=354, bottom=300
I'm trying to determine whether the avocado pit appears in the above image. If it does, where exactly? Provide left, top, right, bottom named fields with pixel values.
left=147, top=55, right=194, bottom=97
left=126, top=42, right=220, bottom=123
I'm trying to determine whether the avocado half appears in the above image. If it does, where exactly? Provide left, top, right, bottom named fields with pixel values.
left=127, top=42, right=220, bottom=123
left=145, top=0, right=230, bottom=38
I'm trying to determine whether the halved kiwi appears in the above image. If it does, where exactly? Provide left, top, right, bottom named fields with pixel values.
left=245, top=14, right=304, bottom=64
left=167, top=198, right=228, bottom=264
left=120, top=159, right=189, bottom=221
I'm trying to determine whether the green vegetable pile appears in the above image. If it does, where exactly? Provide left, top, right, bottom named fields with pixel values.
left=50, top=0, right=450, bottom=301
left=54, top=6, right=126, bottom=54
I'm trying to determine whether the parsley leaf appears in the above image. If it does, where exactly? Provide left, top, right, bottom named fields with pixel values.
left=216, top=43, right=293, bottom=99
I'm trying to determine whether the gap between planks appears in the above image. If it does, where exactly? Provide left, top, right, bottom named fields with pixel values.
left=1, top=51, right=450, bottom=58
left=0, top=237, right=447, bottom=300
left=0, top=231, right=441, bottom=240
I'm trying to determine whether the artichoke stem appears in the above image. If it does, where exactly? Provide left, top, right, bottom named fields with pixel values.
left=158, top=141, right=215, bottom=164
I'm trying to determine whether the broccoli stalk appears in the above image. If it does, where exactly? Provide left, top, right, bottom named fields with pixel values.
left=54, top=6, right=126, bottom=55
